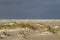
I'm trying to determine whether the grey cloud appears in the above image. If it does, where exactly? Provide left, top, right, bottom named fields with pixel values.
left=0, top=0, right=60, bottom=19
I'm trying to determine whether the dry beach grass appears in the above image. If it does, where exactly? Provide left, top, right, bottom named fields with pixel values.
left=0, top=19, right=60, bottom=40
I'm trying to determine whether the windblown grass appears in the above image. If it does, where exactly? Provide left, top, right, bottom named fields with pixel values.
left=0, top=21, right=60, bottom=34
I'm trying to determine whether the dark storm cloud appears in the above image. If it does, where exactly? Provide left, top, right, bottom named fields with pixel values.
left=0, top=0, right=60, bottom=19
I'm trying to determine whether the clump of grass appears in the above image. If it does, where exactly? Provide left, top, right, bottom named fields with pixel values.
left=50, top=26, right=60, bottom=34
left=0, top=21, right=60, bottom=34
left=17, top=31, right=29, bottom=40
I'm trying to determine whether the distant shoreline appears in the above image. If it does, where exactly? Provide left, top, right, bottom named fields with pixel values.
left=0, top=19, right=59, bottom=20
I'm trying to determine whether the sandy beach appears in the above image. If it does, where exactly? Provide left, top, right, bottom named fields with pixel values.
left=0, top=20, right=60, bottom=40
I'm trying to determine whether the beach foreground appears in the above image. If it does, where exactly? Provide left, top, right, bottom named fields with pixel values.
left=0, top=19, right=60, bottom=40
left=0, top=29, right=60, bottom=40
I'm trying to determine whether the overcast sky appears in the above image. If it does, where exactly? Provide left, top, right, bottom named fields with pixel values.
left=0, top=0, right=60, bottom=19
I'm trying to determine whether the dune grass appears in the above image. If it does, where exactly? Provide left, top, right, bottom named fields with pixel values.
left=0, top=21, right=60, bottom=34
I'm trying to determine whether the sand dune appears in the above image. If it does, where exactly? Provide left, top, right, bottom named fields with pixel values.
left=0, top=20, right=60, bottom=40
left=0, top=28, right=59, bottom=40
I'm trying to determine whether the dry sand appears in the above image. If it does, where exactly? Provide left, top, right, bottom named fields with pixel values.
left=0, top=19, right=60, bottom=40
left=0, top=29, right=60, bottom=40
